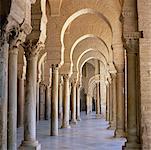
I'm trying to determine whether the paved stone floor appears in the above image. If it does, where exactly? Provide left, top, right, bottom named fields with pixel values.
left=17, top=112, right=126, bottom=150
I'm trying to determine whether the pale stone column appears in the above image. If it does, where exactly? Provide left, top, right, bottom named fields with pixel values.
left=0, top=38, right=9, bottom=150
left=123, top=42, right=141, bottom=150
left=8, top=47, right=18, bottom=150
left=109, top=80, right=113, bottom=127
left=45, top=85, right=50, bottom=120
left=106, top=82, right=110, bottom=121
left=19, top=44, right=41, bottom=149
left=17, top=77, right=25, bottom=127
left=113, top=44, right=125, bottom=138
left=58, top=77, right=63, bottom=122
left=62, top=75, right=70, bottom=128
left=114, top=69, right=125, bottom=137
left=96, top=83, right=101, bottom=117
left=99, top=82, right=102, bottom=114
left=71, top=81, right=77, bottom=124
left=36, top=81, right=40, bottom=122
left=39, top=83, right=46, bottom=120
left=50, top=64, right=59, bottom=136
left=109, top=74, right=117, bottom=129
left=76, top=84, right=81, bottom=121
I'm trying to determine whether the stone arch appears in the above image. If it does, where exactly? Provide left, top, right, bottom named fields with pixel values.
left=60, top=8, right=113, bottom=59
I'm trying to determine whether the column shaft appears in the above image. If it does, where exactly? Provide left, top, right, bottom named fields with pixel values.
left=58, top=80, right=63, bottom=121
left=106, top=84, right=110, bottom=121
left=17, top=77, right=24, bottom=127
left=19, top=54, right=41, bottom=149
left=96, top=83, right=100, bottom=116
left=36, top=82, right=40, bottom=122
left=0, top=41, right=9, bottom=150
left=71, top=82, right=77, bottom=124
left=76, top=85, right=81, bottom=121
left=115, top=71, right=125, bottom=137
left=110, top=74, right=117, bottom=129
left=109, top=82, right=113, bottom=126
left=62, top=75, right=70, bottom=128
left=8, top=47, right=18, bottom=150
left=39, top=83, right=45, bottom=120
left=123, top=51, right=141, bottom=149
left=45, top=86, right=50, bottom=120
left=50, top=65, right=59, bottom=136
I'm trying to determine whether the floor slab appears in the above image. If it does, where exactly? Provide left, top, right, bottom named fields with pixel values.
left=17, top=112, right=126, bottom=150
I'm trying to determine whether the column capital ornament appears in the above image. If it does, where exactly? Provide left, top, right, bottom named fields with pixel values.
left=23, top=40, right=45, bottom=59
left=6, top=25, right=26, bottom=49
left=63, top=74, right=70, bottom=80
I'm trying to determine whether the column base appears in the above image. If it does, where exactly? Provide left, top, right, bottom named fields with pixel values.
left=77, top=117, right=81, bottom=121
left=96, top=114, right=101, bottom=118
left=61, top=124, right=71, bottom=129
left=70, top=119, right=77, bottom=125
left=19, top=140, right=41, bottom=150
left=114, top=129, right=125, bottom=138
left=122, top=142, right=141, bottom=150
left=107, top=122, right=116, bottom=130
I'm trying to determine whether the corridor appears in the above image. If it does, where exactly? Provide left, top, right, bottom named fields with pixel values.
left=17, top=112, right=125, bottom=150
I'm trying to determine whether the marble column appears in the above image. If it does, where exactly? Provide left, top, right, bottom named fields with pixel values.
left=99, top=82, right=102, bottom=114
left=45, top=86, right=50, bottom=120
left=58, top=77, right=63, bottom=122
left=17, top=77, right=25, bottom=127
left=71, top=81, right=77, bottom=124
left=109, top=74, right=117, bottom=129
left=50, top=65, right=59, bottom=136
left=8, top=47, right=18, bottom=150
left=106, top=82, right=110, bottom=121
left=19, top=47, right=41, bottom=149
left=96, top=83, right=101, bottom=117
left=0, top=40, right=9, bottom=150
left=62, top=75, right=70, bottom=128
left=109, top=80, right=113, bottom=128
left=114, top=69, right=125, bottom=138
left=76, top=84, right=81, bottom=121
left=39, top=83, right=46, bottom=120
left=36, top=81, right=40, bottom=122
left=123, top=44, right=141, bottom=149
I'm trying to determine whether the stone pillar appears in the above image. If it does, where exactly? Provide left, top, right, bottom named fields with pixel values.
left=45, top=86, right=50, bottom=120
left=113, top=44, right=125, bottom=138
left=19, top=43, right=41, bottom=149
left=109, top=80, right=113, bottom=127
left=123, top=41, right=141, bottom=150
left=99, top=82, right=102, bottom=114
left=76, top=84, right=81, bottom=121
left=71, top=81, right=77, bottom=124
left=0, top=38, right=9, bottom=150
left=106, top=82, right=110, bottom=121
left=39, top=83, right=46, bottom=120
left=62, top=75, right=70, bottom=128
left=109, top=74, right=117, bottom=129
left=17, top=77, right=25, bottom=127
left=58, top=77, right=63, bottom=123
left=50, top=64, right=59, bottom=136
left=96, top=82, right=101, bottom=117
left=36, top=81, right=40, bottom=122
left=114, top=68, right=125, bottom=137
left=8, top=47, right=18, bottom=150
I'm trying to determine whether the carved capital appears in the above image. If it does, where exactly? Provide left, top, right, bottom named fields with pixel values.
left=63, top=74, right=70, bottom=80
left=123, top=38, right=139, bottom=54
left=23, top=40, right=45, bottom=59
